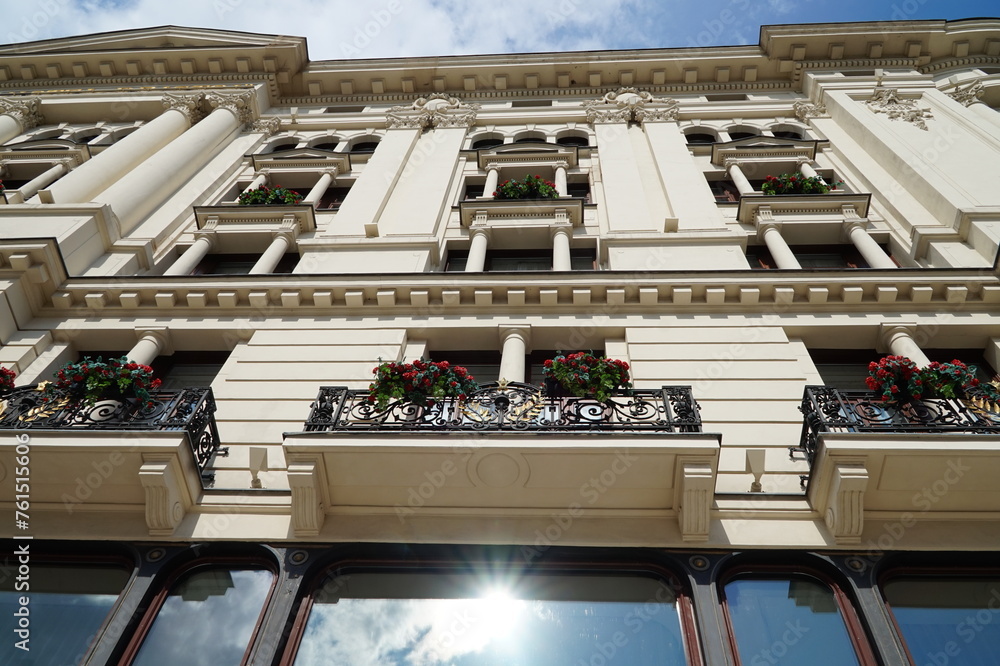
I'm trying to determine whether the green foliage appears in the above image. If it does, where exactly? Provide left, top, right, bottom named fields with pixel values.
left=494, top=175, right=558, bottom=200
left=47, top=356, right=162, bottom=406
left=761, top=174, right=833, bottom=195
left=543, top=351, right=631, bottom=403
left=368, top=359, right=479, bottom=409
left=237, top=185, right=303, bottom=205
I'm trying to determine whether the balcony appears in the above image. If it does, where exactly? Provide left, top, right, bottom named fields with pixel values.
left=795, top=386, right=1000, bottom=545
left=0, top=385, right=222, bottom=537
left=284, top=382, right=719, bottom=542
left=303, top=382, right=702, bottom=433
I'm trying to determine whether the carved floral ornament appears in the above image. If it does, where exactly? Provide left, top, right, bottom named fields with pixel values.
left=865, top=87, right=933, bottom=131
left=205, top=89, right=259, bottom=127
left=946, top=80, right=985, bottom=108
left=582, top=88, right=679, bottom=125
left=0, top=96, right=43, bottom=130
left=792, top=100, right=827, bottom=123
left=386, top=93, right=480, bottom=129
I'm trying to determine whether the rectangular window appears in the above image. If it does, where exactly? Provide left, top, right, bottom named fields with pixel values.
left=316, top=186, right=351, bottom=210
left=445, top=249, right=596, bottom=272
left=193, top=253, right=298, bottom=275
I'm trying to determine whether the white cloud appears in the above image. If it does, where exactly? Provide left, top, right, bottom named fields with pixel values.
left=1, top=0, right=645, bottom=60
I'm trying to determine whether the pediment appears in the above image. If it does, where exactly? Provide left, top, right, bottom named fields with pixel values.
left=478, top=142, right=578, bottom=169
left=0, top=26, right=305, bottom=55
left=251, top=148, right=351, bottom=173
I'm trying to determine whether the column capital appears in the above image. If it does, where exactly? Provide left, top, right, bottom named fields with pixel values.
left=0, top=97, right=43, bottom=131
left=723, top=158, right=745, bottom=171
left=484, top=162, right=502, bottom=173
left=161, top=92, right=205, bottom=123
left=205, top=89, right=258, bottom=126
left=193, top=229, right=217, bottom=247
left=320, top=166, right=339, bottom=179
left=550, top=222, right=573, bottom=238
left=498, top=325, right=531, bottom=346
left=134, top=326, right=174, bottom=357
left=877, top=323, right=918, bottom=354
left=469, top=222, right=492, bottom=239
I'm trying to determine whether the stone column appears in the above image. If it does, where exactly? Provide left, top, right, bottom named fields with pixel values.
left=41, top=93, right=202, bottom=204
left=164, top=234, right=215, bottom=276
left=0, top=97, right=41, bottom=146
left=551, top=224, right=572, bottom=271
left=758, top=222, right=801, bottom=269
left=844, top=219, right=896, bottom=268
left=482, top=164, right=500, bottom=197
left=797, top=159, right=827, bottom=185
left=128, top=329, right=171, bottom=366
left=881, top=325, right=931, bottom=367
left=726, top=160, right=755, bottom=195
left=303, top=168, right=338, bottom=205
left=250, top=232, right=294, bottom=274
left=242, top=169, right=270, bottom=195
left=8, top=159, right=71, bottom=203
left=95, top=90, right=256, bottom=234
left=554, top=161, right=568, bottom=196
left=465, top=226, right=490, bottom=272
left=499, top=327, right=530, bottom=383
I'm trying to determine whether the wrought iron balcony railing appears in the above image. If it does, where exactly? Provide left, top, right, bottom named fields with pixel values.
left=303, top=382, right=702, bottom=433
left=793, top=385, right=1000, bottom=465
left=0, top=385, right=222, bottom=481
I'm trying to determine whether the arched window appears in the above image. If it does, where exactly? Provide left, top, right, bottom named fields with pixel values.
left=350, top=139, right=380, bottom=153
left=721, top=571, right=876, bottom=665
left=686, top=133, right=717, bottom=144
left=556, top=134, right=590, bottom=147
left=882, top=571, right=1000, bottom=664
left=121, top=562, right=275, bottom=665
left=472, top=137, right=504, bottom=149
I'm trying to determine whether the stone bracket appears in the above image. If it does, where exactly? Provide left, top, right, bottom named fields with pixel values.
left=139, top=454, right=189, bottom=536
left=288, top=459, right=326, bottom=537
left=823, top=461, right=869, bottom=545
left=677, top=459, right=715, bottom=541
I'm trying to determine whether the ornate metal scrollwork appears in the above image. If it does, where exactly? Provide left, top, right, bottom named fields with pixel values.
left=304, top=382, right=702, bottom=433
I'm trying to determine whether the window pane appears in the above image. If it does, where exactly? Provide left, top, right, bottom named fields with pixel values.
left=131, top=568, right=271, bottom=666
left=726, top=577, right=861, bottom=666
left=0, top=564, right=129, bottom=665
left=293, top=572, right=688, bottom=665
left=884, top=577, right=1000, bottom=665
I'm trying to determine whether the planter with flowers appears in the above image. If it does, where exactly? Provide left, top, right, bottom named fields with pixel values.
left=493, top=175, right=558, bottom=200
left=237, top=185, right=303, bottom=206
left=542, top=352, right=632, bottom=403
left=44, top=356, right=162, bottom=408
left=0, top=366, right=15, bottom=395
left=368, top=359, right=479, bottom=409
left=866, top=355, right=1000, bottom=405
left=761, top=174, right=838, bottom=196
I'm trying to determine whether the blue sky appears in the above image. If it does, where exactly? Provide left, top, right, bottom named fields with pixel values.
left=1, top=0, right=998, bottom=60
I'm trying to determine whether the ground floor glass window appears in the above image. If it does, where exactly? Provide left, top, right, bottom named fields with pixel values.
left=291, top=571, right=691, bottom=665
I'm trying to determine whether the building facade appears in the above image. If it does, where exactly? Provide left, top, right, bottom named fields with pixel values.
left=1, top=17, right=1000, bottom=665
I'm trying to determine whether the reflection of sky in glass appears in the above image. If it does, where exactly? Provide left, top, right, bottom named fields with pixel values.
left=293, top=574, right=686, bottom=665
left=885, top=578, right=1000, bottom=664
left=726, top=578, right=860, bottom=666
left=0, top=565, right=129, bottom=665
left=132, top=568, right=272, bottom=666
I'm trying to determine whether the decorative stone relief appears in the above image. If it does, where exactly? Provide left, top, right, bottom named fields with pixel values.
left=386, top=93, right=480, bottom=130
left=583, top=88, right=679, bottom=125
left=793, top=100, right=827, bottom=123
left=205, top=89, right=258, bottom=126
left=823, top=461, right=869, bottom=544
left=161, top=92, right=205, bottom=123
left=678, top=460, right=714, bottom=541
left=947, top=80, right=985, bottom=107
left=865, top=88, right=933, bottom=130
left=0, top=97, right=43, bottom=130
left=248, top=117, right=281, bottom=136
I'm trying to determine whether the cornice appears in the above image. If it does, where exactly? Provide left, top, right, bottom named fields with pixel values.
left=40, top=270, right=1000, bottom=317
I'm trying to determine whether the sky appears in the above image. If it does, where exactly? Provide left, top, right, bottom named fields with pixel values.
left=0, top=0, right=998, bottom=61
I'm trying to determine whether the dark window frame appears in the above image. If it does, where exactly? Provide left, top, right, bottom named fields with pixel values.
left=117, top=557, right=278, bottom=666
